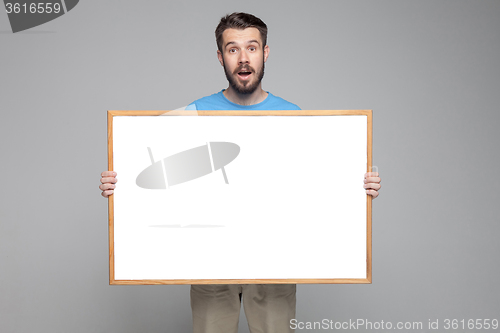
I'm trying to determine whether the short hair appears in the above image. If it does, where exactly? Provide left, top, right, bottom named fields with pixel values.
left=215, top=12, right=268, bottom=52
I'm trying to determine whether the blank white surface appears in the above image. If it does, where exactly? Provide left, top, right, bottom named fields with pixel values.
left=112, top=115, right=368, bottom=281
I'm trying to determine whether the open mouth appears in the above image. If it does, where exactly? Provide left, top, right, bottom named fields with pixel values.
left=237, top=70, right=252, bottom=80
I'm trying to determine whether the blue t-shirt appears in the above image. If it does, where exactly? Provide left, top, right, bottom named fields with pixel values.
left=186, top=90, right=301, bottom=110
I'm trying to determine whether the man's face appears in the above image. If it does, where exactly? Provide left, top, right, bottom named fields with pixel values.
left=217, top=27, right=269, bottom=94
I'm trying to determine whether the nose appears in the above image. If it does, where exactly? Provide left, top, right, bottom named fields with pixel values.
left=238, top=49, right=249, bottom=64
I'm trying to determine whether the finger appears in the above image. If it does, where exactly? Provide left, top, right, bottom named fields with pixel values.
left=101, top=190, right=114, bottom=198
left=99, top=183, right=116, bottom=191
left=366, top=189, right=379, bottom=198
left=364, top=177, right=381, bottom=184
left=100, top=177, right=118, bottom=184
left=364, top=172, right=379, bottom=178
left=363, top=183, right=381, bottom=190
left=101, top=171, right=117, bottom=177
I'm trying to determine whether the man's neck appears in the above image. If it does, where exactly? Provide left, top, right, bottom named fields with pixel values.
left=223, top=86, right=268, bottom=106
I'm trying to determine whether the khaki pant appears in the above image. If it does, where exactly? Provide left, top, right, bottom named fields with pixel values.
left=191, top=284, right=296, bottom=333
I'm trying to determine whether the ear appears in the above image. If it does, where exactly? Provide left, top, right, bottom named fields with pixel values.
left=263, top=45, right=270, bottom=63
left=217, top=50, right=224, bottom=67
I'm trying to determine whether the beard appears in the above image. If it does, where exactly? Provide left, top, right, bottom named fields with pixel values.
left=223, top=57, right=265, bottom=95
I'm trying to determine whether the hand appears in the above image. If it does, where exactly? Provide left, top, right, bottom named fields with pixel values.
left=364, top=172, right=381, bottom=199
left=100, top=171, right=117, bottom=198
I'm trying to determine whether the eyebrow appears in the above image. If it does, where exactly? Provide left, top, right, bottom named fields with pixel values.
left=224, top=40, right=261, bottom=49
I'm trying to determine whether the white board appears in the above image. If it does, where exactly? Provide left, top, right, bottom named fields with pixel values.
left=108, top=110, right=372, bottom=284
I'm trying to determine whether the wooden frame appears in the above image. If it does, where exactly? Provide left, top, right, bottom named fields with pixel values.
left=108, top=110, right=372, bottom=285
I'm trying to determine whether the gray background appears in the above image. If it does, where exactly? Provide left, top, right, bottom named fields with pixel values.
left=1, top=0, right=499, bottom=332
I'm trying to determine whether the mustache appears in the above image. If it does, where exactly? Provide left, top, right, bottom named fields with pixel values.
left=233, top=65, right=254, bottom=74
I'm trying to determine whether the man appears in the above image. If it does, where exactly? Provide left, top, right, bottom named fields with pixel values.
left=100, top=12, right=381, bottom=333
